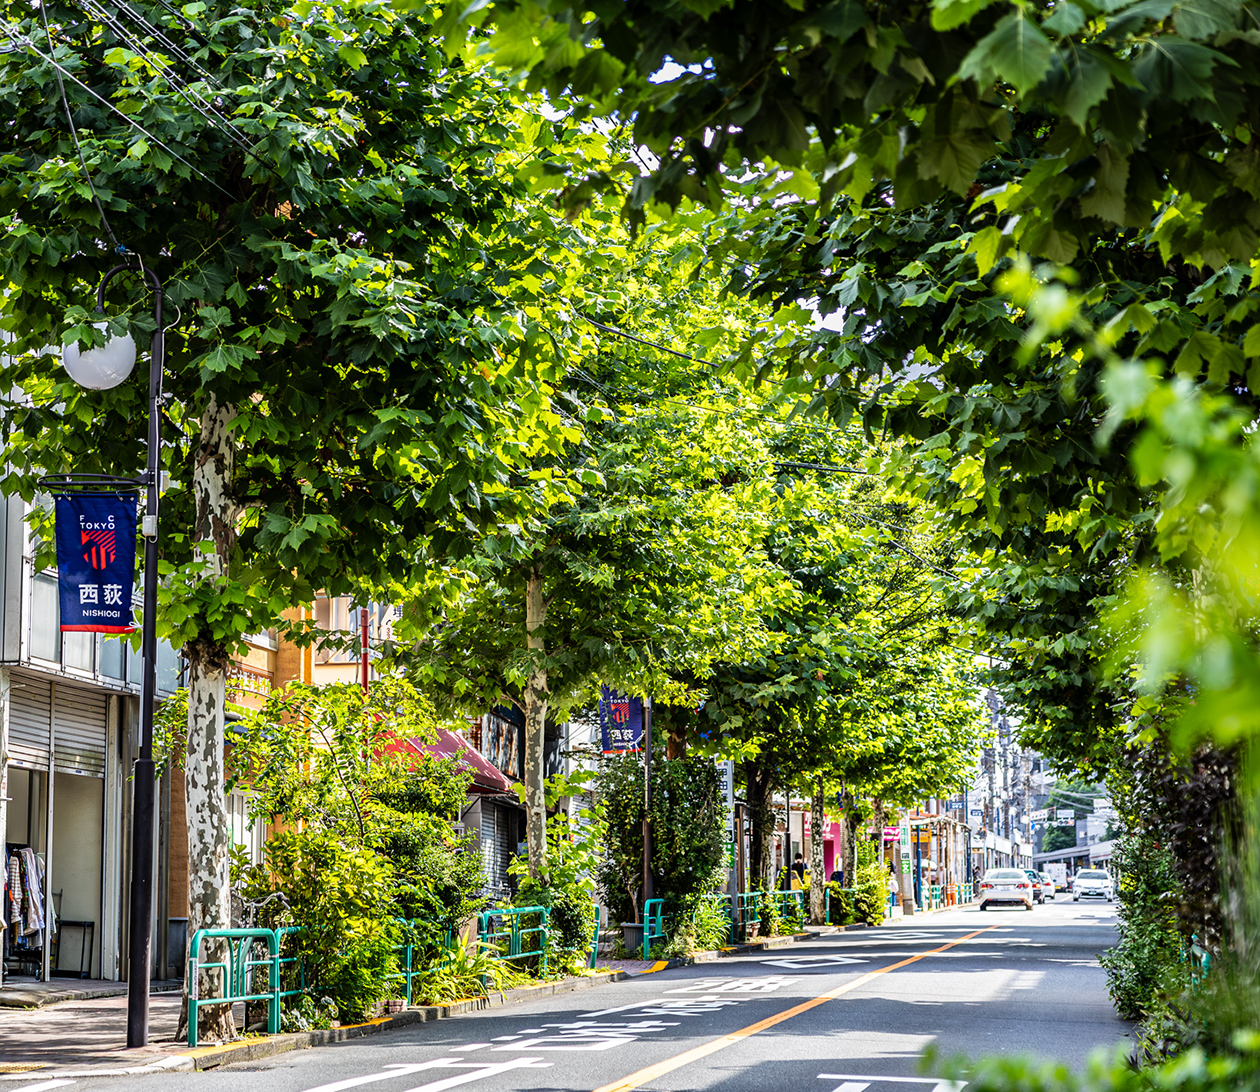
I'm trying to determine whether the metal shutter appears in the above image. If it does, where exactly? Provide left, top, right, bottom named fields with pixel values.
left=480, top=803, right=499, bottom=889
left=9, top=675, right=52, bottom=770
left=54, top=684, right=108, bottom=778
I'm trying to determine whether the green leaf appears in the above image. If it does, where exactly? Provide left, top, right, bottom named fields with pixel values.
left=916, top=132, right=993, bottom=194
left=1043, top=2, right=1086, bottom=35
left=1131, top=37, right=1233, bottom=103
left=957, top=10, right=1055, bottom=97
left=1061, top=48, right=1117, bottom=129
left=1242, top=325, right=1260, bottom=357
left=967, top=225, right=1003, bottom=277
left=1079, top=143, right=1130, bottom=224
left=931, top=0, right=1002, bottom=32
left=338, top=44, right=368, bottom=69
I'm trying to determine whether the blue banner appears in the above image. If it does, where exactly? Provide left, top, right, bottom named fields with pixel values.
left=54, top=492, right=138, bottom=633
left=599, top=686, right=643, bottom=754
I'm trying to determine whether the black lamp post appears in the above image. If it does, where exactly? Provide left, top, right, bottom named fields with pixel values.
left=56, top=259, right=165, bottom=1047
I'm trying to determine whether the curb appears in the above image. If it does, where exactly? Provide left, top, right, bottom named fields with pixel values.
left=1, top=969, right=635, bottom=1078
left=5, top=925, right=849, bottom=1077
left=0, top=983, right=183, bottom=1011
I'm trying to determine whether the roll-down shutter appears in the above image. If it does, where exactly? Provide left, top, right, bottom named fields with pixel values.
left=54, top=685, right=108, bottom=777
left=9, top=675, right=52, bottom=770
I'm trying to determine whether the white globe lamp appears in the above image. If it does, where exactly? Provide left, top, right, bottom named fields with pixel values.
left=62, top=322, right=137, bottom=390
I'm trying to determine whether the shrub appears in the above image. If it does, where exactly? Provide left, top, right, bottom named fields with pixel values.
left=1098, top=829, right=1188, bottom=1021
left=596, top=752, right=725, bottom=925
left=411, top=936, right=530, bottom=1005
left=245, top=829, right=403, bottom=1022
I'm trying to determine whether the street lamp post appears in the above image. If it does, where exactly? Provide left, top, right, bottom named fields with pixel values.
left=59, top=259, right=165, bottom=1048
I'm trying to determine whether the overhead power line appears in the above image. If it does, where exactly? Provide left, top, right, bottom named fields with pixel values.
left=1, top=18, right=236, bottom=200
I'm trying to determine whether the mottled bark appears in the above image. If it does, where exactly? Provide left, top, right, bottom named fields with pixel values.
left=809, top=779, right=826, bottom=925
left=873, top=799, right=886, bottom=871
left=742, top=761, right=775, bottom=895
left=840, top=788, right=856, bottom=887
left=177, top=397, right=236, bottom=1044
left=523, top=568, right=548, bottom=879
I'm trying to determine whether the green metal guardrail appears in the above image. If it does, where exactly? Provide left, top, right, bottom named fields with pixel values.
left=639, top=891, right=804, bottom=957
left=189, top=905, right=603, bottom=1043
left=478, top=905, right=551, bottom=976
left=187, top=927, right=280, bottom=1048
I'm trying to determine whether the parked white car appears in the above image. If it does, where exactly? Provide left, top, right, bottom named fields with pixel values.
left=978, top=868, right=1034, bottom=911
left=1072, top=868, right=1115, bottom=901
left=1038, top=871, right=1057, bottom=900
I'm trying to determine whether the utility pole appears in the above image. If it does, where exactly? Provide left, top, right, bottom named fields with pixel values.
left=642, top=697, right=653, bottom=905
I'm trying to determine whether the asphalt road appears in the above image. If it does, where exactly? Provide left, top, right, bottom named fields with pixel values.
left=33, top=900, right=1129, bottom=1092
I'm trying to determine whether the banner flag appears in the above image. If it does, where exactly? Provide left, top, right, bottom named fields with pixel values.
left=598, top=685, right=643, bottom=753
left=54, top=492, right=139, bottom=633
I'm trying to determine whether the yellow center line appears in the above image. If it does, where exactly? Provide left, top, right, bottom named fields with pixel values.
left=591, top=923, right=1004, bottom=1092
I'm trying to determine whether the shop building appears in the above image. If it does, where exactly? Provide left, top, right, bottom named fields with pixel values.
left=0, top=493, right=183, bottom=987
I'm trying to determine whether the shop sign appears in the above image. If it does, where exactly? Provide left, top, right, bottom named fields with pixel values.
left=598, top=686, right=644, bottom=753
left=55, top=491, right=138, bottom=633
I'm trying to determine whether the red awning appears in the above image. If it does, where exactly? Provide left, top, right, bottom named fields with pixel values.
left=398, top=730, right=515, bottom=795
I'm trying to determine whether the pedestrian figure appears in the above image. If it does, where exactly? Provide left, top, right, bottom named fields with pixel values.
left=792, top=853, right=807, bottom=882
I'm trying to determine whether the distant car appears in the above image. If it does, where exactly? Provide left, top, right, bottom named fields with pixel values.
left=979, top=867, right=1034, bottom=911
left=1038, top=872, right=1056, bottom=900
left=1072, top=868, right=1114, bottom=902
left=1023, top=869, right=1046, bottom=903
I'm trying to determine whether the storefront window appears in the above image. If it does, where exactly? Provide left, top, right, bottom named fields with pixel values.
left=63, top=629, right=94, bottom=672
left=156, top=640, right=181, bottom=692
left=99, top=635, right=125, bottom=679
left=30, top=573, right=61, bottom=662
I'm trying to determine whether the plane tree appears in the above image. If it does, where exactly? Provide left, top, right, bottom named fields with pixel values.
left=0, top=0, right=583, bottom=1038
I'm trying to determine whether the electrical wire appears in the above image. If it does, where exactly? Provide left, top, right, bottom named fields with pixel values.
left=74, top=0, right=263, bottom=169
left=37, top=0, right=121, bottom=252
left=1, top=18, right=236, bottom=200
left=104, top=0, right=221, bottom=87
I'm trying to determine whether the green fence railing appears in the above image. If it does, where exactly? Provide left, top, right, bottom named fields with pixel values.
left=478, top=905, right=551, bottom=976
left=187, top=928, right=280, bottom=1048
left=188, top=904, right=603, bottom=1045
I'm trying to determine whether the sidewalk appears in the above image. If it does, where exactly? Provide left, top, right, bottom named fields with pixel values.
left=0, top=935, right=824, bottom=1077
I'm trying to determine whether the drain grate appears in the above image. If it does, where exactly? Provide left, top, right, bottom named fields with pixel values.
left=0, top=1064, right=47, bottom=1074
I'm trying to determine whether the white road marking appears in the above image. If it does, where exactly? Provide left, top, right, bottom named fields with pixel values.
left=761, top=955, right=869, bottom=969
left=449, top=1044, right=491, bottom=1052
left=298, top=1063, right=468, bottom=1092
left=818, top=1074, right=966, bottom=1092
left=667, top=976, right=803, bottom=993
left=581, top=995, right=741, bottom=1018
left=491, top=1018, right=680, bottom=1052
left=10, top=1083, right=77, bottom=1092
left=397, top=1058, right=552, bottom=1092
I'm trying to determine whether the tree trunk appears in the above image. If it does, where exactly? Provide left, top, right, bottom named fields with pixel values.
left=178, top=397, right=237, bottom=1044
left=873, top=799, right=886, bottom=871
left=665, top=719, right=686, bottom=760
left=810, top=778, right=825, bottom=925
left=743, top=761, right=775, bottom=894
left=841, top=789, right=857, bottom=887
left=523, top=567, right=548, bottom=879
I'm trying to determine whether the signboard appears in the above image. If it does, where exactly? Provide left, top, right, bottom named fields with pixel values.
left=598, top=686, right=644, bottom=753
left=54, top=491, right=138, bottom=633
left=900, top=859, right=911, bottom=873
left=898, top=819, right=911, bottom=860
left=1031, top=808, right=1048, bottom=821
left=883, top=825, right=899, bottom=842
left=1094, top=798, right=1116, bottom=816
